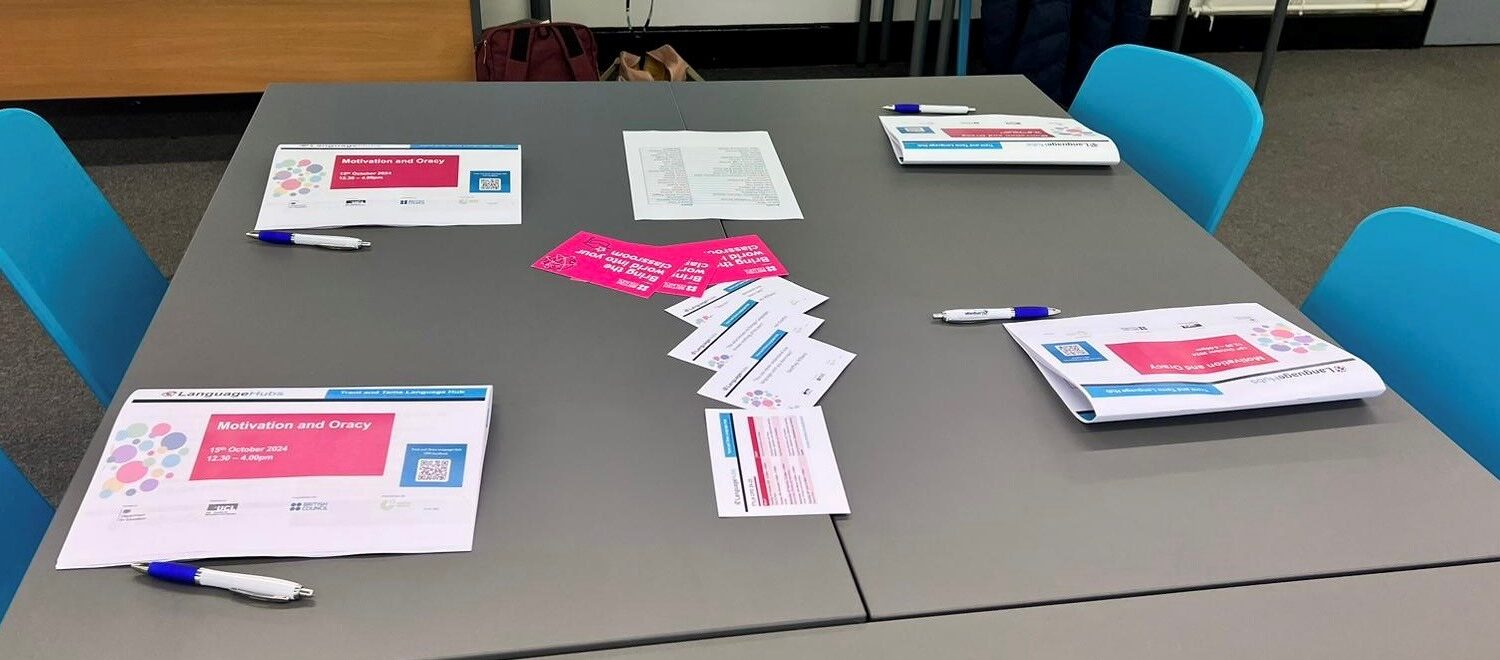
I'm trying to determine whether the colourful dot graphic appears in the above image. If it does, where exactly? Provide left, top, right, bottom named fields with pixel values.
left=99, top=421, right=194, bottom=498
left=269, top=159, right=328, bottom=198
left=1250, top=323, right=1330, bottom=354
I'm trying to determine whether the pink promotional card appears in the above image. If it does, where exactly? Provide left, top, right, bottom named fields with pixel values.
left=664, top=235, right=787, bottom=288
left=657, top=255, right=715, bottom=297
left=532, top=231, right=676, bottom=297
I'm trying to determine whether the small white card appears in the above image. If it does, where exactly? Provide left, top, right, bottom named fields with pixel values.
left=697, top=332, right=855, bottom=409
left=705, top=408, right=849, bottom=517
left=665, top=277, right=828, bottom=326
left=669, top=300, right=824, bottom=371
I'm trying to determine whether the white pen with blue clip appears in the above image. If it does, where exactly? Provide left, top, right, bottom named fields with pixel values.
left=246, top=231, right=370, bottom=251
left=882, top=103, right=976, bottom=115
left=932, top=307, right=1061, bottom=323
left=132, top=561, right=314, bottom=602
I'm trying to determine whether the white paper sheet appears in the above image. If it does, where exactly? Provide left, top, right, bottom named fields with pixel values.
left=57, top=386, right=493, bottom=569
left=622, top=131, right=803, bottom=220
left=669, top=299, right=823, bottom=371
left=254, top=144, right=522, bottom=230
left=698, top=332, right=855, bottom=410
left=704, top=408, right=849, bottom=517
left=664, top=277, right=828, bottom=326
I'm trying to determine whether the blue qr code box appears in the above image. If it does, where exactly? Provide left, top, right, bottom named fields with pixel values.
left=1043, top=341, right=1107, bottom=363
left=400, top=444, right=467, bottom=487
left=468, top=170, right=512, bottom=193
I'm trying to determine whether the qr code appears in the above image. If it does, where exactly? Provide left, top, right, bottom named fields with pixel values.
left=477, top=177, right=503, bottom=191
left=1054, top=343, right=1090, bottom=357
left=414, top=458, right=451, bottom=483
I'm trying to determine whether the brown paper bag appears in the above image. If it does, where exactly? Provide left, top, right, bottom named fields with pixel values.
left=601, top=45, right=705, bottom=82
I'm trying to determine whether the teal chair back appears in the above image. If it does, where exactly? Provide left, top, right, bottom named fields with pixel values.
left=0, top=448, right=51, bottom=622
left=1304, top=207, right=1500, bottom=477
left=1070, top=45, right=1263, bottom=234
left=0, top=108, right=167, bottom=404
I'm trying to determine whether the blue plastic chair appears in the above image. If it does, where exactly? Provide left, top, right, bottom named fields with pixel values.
left=1070, top=45, right=1263, bottom=234
left=0, top=447, right=51, bottom=621
left=1303, top=207, right=1500, bottom=478
left=0, top=108, right=167, bottom=404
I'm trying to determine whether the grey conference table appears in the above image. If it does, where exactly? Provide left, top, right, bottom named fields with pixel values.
left=0, top=83, right=863, bottom=659
left=674, top=77, right=1500, bottom=618
left=4, top=75, right=1500, bottom=659
left=561, top=561, right=1500, bottom=658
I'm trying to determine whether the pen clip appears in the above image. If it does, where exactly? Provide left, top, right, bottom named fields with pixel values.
left=226, top=587, right=296, bottom=602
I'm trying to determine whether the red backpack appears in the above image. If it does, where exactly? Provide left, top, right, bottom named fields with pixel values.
left=476, top=20, right=599, bottom=82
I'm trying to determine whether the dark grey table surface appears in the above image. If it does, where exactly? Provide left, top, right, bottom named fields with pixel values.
left=673, top=76, right=1500, bottom=618
left=0, top=83, right=863, bottom=660
left=563, top=561, right=1500, bottom=659
left=4, top=76, right=1499, bottom=659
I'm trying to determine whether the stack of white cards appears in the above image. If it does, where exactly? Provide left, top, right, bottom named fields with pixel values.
left=663, top=277, right=855, bottom=518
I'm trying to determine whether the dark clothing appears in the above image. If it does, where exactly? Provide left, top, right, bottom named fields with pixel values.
left=980, top=0, right=1151, bottom=106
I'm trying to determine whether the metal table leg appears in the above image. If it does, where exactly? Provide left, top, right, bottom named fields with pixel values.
left=1172, top=0, right=1191, bottom=51
left=1254, top=0, right=1292, bottom=102
left=935, top=0, right=956, bottom=76
left=530, top=0, right=551, bottom=20
left=910, top=0, right=933, bottom=76
left=858, top=0, right=873, bottom=66
left=956, top=0, right=972, bottom=75
left=880, top=0, right=896, bottom=62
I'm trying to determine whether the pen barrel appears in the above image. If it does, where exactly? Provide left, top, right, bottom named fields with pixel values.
left=291, top=234, right=366, bottom=249
left=893, top=103, right=921, bottom=113
left=255, top=231, right=296, bottom=245
left=197, top=568, right=305, bottom=600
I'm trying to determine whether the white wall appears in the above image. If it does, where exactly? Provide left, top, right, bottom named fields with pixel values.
left=481, top=0, right=1424, bottom=29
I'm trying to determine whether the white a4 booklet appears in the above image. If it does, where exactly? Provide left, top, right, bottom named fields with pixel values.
left=255, top=144, right=522, bottom=230
left=1006, top=303, right=1385, bottom=423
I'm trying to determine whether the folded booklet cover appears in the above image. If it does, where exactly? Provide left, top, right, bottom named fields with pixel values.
left=879, top=114, right=1120, bottom=166
left=57, top=386, right=493, bottom=569
left=1006, top=304, right=1385, bottom=423
left=255, top=144, right=522, bottom=230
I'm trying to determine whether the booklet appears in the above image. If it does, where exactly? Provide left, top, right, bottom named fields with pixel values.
left=1005, top=304, right=1385, bottom=423
left=705, top=408, right=849, bottom=517
left=254, top=144, right=522, bottom=230
left=879, top=114, right=1120, bottom=165
left=57, top=386, right=493, bottom=569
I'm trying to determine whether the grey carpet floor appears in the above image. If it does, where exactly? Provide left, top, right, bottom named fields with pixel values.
left=4, top=46, right=1498, bottom=504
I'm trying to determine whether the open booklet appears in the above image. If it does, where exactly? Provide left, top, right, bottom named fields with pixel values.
left=879, top=114, right=1120, bottom=165
left=1006, top=304, right=1385, bottom=423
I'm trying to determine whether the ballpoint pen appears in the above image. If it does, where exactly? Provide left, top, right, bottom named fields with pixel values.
left=882, top=104, right=977, bottom=115
left=246, top=230, right=370, bottom=250
left=932, top=307, right=1061, bottom=323
left=131, top=562, right=314, bottom=602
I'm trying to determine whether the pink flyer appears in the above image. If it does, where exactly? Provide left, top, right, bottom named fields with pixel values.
left=663, top=235, right=787, bottom=288
left=532, top=231, right=677, bottom=298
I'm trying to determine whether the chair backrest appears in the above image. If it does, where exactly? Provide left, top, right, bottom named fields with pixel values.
left=0, top=447, right=52, bottom=622
left=0, top=108, right=167, bottom=404
left=1303, top=207, right=1500, bottom=477
left=1070, top=45, right=1263, bottom=234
